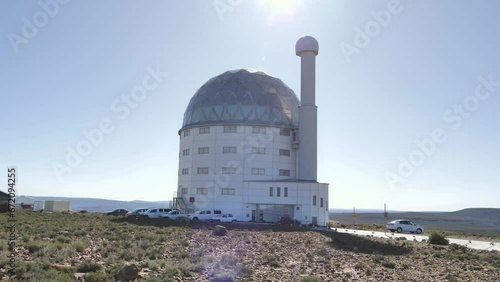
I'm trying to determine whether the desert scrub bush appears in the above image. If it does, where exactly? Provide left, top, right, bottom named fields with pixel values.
left=448, top=243, right=468, bottom=252
left=26, top=241, right=50, bottom=254
left=234, top=264, right=253, bottom=277
left=327, top=221, right=337, bottom=229
left=261, top=253, right=280, bottom=268
left=144, top=259, right=163, bottom=271
left=302, top=275, right=320, bottom=282
left=371, top=255, right=383, bottom=263
left=77, top=260, right=102, bottom=273
left=56, top=235, right=71, bottom=244
left=83, top=272, right=112, bottom=282
left=428, top=232, right=449, bottom=245
left=10, top=261, right=74, bottom=282
left=381, top=261, right=396, bottom=269
left=144, top=275, right=176, bottom=282
left=73, top=241, right=86, bottom=252
left=174, top=251, right=190, bottom=260
left=220, top=254, right=238, bottom=266
left=118, top=248, right=137, bottom=261
left=177, top=258, right=196, bottom=276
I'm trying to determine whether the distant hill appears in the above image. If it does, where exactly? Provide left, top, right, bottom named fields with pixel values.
left=22, top=196, right=173, bottom=212
left=330, top=208, right=500, bottom=235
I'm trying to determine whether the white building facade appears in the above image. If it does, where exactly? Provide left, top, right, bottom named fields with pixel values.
left=176, top=38, right=329, bottom=225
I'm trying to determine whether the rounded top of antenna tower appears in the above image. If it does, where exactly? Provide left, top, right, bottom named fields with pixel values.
left=295, top=36, right=319, bottom=56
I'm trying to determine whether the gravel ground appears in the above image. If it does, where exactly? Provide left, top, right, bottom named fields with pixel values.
left=184, top=223, right=500, bottom=281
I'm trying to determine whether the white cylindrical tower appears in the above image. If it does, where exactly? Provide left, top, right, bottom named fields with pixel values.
left=295, top=36, right=319, bottom=181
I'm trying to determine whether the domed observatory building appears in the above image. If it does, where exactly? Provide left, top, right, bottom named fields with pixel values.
left=175, top=37, right=329, bottom=225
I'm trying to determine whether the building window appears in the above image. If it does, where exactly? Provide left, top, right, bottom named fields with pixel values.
left=279, top=149, right=290, bottom=156
left=251, top=168, right=265, bottom=175
left=269, top=187, right=273, bottom=197
left=313, top=195, right=317, bottom=206
left=223, top=146, right=237, bottom=154
left=184, top=130, right=190, bottom=137
left=181, top=188, right=188, bottom=195
left=198, top=147, right=209, bottom=154
left=279, top=169, right=290, bottom=176
left=252, top=127, right=266, bottom=134
left=252, top=147, right=266, bottom=154
left=199, top=127, right=210, bottom=134
left=221, top=188, right=235, bottom=195
left=182, top=149, right=190, bottom=156
left=280, top=129, right=290, bottom=136
left=224, top=125, right=237, bottom=133
left=222, top=167, right=236, bottom=174
left=320, top=197, right=324, bottom=208
left=181, top=168, right=189, bottom=175
left=326, top=200, right=328, bottom=209
left=197, top=188, right=208, bottom=195
left=277, top=187, right=281, bottom=197
left=284, top=187, right=288, bottom=197
left=197, top=167, right=208, bottom=174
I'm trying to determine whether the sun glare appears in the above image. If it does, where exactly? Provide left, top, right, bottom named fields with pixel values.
left=258, top=0, right=302, bottom=24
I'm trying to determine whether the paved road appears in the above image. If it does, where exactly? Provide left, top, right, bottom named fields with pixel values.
left=324, top=228, right=500, bottom=251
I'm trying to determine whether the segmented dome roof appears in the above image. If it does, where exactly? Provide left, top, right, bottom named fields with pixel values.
left=181, top=69, right=299, bottom=130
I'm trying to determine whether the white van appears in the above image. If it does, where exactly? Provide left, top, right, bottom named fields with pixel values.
left=187, top=210, right=222, bottom=221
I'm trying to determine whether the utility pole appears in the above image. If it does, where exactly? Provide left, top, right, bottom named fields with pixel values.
left=353, top=207, right=356, bottom=224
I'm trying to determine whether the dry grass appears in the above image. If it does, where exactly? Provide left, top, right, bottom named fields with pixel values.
left=0, top=211, right=499, bottom=281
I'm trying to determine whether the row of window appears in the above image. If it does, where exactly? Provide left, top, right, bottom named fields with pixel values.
left=182, top=147, right=291, bottom=156
left=312, top=195, right=326, bottom=208
left=181, top=188, right=327, bottom=208
left=181, top=168, right=291, bottom=176
left=183, top=127, right=292, bottom=136
left=269, top=187, right=289, bottom=197
left=180, top=187, right=235, bottom=195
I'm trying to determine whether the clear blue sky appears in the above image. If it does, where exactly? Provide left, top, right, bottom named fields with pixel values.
left=1, top=0, right=499, bottom=211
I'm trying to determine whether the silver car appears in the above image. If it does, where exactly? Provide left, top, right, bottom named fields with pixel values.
left=386, top=219, right=424, bottom=234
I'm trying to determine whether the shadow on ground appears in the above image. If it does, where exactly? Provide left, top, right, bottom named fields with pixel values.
left=318, top=230, right=411, bottom=255
left=110, top=216, right=321, bottom=232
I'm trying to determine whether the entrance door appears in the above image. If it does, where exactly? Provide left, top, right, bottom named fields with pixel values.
left=251, top=210, right=256, bottom=222
left=312, top=216, right=318, bottom=225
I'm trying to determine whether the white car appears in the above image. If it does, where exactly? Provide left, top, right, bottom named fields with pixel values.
left=211, top=213, right=237, bottom=223
left=386, top=219, right=424, bottom=234
left=160, top=210, right=186, bottom=220
left=126, top=208, right=148, bottom=217
left=142, top=208, right=173, bottom=219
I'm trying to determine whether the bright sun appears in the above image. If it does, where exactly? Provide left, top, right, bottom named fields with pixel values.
left=258, top=0, right=302, bottom=24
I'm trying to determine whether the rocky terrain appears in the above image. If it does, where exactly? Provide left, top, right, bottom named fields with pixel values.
left=1, top=212, right=499, bottom=281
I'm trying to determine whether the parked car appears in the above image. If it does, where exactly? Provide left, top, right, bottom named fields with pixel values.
left=126, top=208, right=148, bottom=217
left=160, top=210, right=186, bottom=220
left=105, top=209, right=129, bottom=216
left=142, top=208, right=173, bottom=218
left=187, top=210, right=222, bottom=221
left=211, top=213, right=237, bottom=223
left=386, top=219, right=424, bottom=234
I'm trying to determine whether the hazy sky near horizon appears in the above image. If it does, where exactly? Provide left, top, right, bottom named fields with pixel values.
left=1, top=0, right=499, bottom=211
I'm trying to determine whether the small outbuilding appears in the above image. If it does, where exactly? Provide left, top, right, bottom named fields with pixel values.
left=0, top=190, right=10, bottom=213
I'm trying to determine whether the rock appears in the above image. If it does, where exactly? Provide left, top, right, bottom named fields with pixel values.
left=114, top=263, right=141, bottom=282
left=74, top=272, right=85, bottom=281
left=213, top=225, right=228, bottom=236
